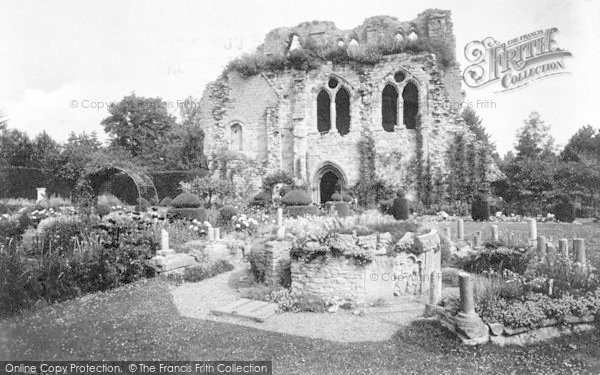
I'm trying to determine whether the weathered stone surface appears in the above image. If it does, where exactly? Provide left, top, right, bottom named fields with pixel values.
left=150, top=253, right=196, bottom=273
left=413, top=230, right=440, bottom=254
left=357, top=234, right=377, bottom=251
left=488, top=322, right=504, bottom=336
left=395, top=232, right=414, bottom=252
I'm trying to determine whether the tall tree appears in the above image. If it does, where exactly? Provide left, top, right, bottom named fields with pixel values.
left=0, top=110, right=7, bottom=131
left=561, top=125, right=600, bottom=162
left=31, top=131, right=61, bottom=170
left=57, top=132, right=103, bottom=185
left=0, top=128, right=34, bottom=167
left=101, top=93, right=176, bottom=161
left=514, top=112, right=555, bottom=160
left=461, top=105, right=491, bottom=145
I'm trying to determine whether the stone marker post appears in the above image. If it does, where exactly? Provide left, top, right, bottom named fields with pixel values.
left=537, top=236, right=546, bottom=257
left=546, top=243, right=556, bottom=265
left=36, top=187, right=47, bottom=203
left=558, top=238, right=569, bottom=258
left=207, top=227, right=214, bottom=241
left=528, top=218, right=537, bottom=240
left=473, top=234, right=482, bottom=248
left=277, top=208, right=283, bottom=227
left=214, top=227, right=221, bottom=241
left=161, top=229, right=169, bottom=252
left=454, top=272, right=487, bottom=340
left=491, top=225, right=499, bottom=243
left=457, top=219, right=464, bottom=241
left=444, top=227, right=451, bottom=240
left=429, top=270, right=442, bottom=306
left=573, top=238, right=586, bottom=264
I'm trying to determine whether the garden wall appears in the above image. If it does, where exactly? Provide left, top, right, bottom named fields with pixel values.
left=291, top=230, right=441, bottom=305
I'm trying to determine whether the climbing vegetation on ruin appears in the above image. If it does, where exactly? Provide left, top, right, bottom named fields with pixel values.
left=225, top=37, right=455, bottom=77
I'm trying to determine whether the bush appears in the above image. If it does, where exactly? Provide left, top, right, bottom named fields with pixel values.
left=96, top=202, right=111, bottom=217
left=460, top=244, right=534, bottom=275
left=471, top=192, right=491, bottom=221
left=166, top=207, right=208, bottom=222
left=36, top=215, right=86, bottom=255
left=391, top=196, right=409, bottom=220
left=97, top=194, right=123, bottom=208
left=281, top=189, right=312, bottom=206
left=285, top=205, right=318, bottom=218
left=249, top=191, right=272, bottom=207
left=0, top=203, right=9, bottom=215
left=171, top=192, right=202, bottom=208
left=158, top=196, right=173, bottom=207
left=554, top=195, right=575, bottom=223
left=247, top=244, right=269, bottom=283
left=0, top=215, right=25, bottom=245
left=333, top=202, right=350, bottom=217
left=219, top=206, right=237, bottom=224
left=330, top=192, right=353, bottom=202
left=136, top=197, right=151, bottom=212
left=182, top=260, right=234, bottom=283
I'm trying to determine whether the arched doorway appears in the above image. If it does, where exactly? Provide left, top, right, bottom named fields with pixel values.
left=313, top=162, right=346, bottom=204
left=320, top=171, right=340, bottom=203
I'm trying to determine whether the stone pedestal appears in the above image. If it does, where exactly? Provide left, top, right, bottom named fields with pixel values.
left=429, top=270, right=442, bottom=306
left=207, top=227, right=215, bottom=241
left=558, top=238, right=569, bottom=258
left=528, top=219, right=537, bottom=240
left=157, top=229, right=175, bottom=256
left=277, top=208, right=283, bottom=227
left=457, top=219, right=464, bottom=241
left=444, top=227, right=451, bottom=240
left=473, top=234, right=482, bottom=248
left=573, top=238, right=586, bottom=264
left=214, top=227, right=221, bottom=241
left=36, top=187, right=47, bottom=203
left=537, top=236, right=546, bottom=257
left=491, top=225, right=499, bottom=243
left=455, top=273, right=488, bottom=339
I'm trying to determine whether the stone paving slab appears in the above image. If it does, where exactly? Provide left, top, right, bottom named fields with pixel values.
left=211, top=298, right=279, bottom=323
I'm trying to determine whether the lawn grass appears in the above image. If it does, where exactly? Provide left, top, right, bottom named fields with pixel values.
left=2, top=275, right=600, bottom=374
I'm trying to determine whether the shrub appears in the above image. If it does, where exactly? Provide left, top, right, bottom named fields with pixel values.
left=333, top=202, right=350, bottom=217
left=460, top=244, right=534, bottom=274
left=262, top=170, right=295, bottom=193
left=554, top=195, right=575, bottom=223
left=97, top=194, right=123, bottom=207
left=219, top=206, right=237, bottom=224
left=330, top=192, right=353, bottom=202
left=158, top=196, right=173, bottom=207
left=0, top=215, right=25, bottom=245
left=249, top=191, right=272, bottom=207
left=282, top=189, right=312, bottom=206
left=285, top=205, right=318, bottom=218
left=0, top=203, right=9, bottom=215
left=391, top=195, right=409, bottom=220
left=171, top=192, right=202, bottom=208
left=36, top=215, right=86, bottom=255
left=247, top=244, right=269, bottom=283
left=182, top=260, right=234, bottom=282
left=136, top=197, right=151, bottom=212
left=166, top=207, right=208, bottom=222
left=96, top=202, right=111, bottom=218
left=471, top=192, right=491, bottom=221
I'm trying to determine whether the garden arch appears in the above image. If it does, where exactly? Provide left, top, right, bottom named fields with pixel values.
left=85, top=166, right=159, bottom=205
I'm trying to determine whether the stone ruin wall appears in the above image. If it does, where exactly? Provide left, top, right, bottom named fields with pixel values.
left=198, top=9, right=473, bottom=200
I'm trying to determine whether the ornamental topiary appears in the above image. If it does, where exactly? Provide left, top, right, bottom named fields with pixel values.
left=554, top=194, right=575, bottom=223
left=136, top=197, right=150, bottom=212
left=249, top=191, right=272, bottom=207
left=281, top=189, right=312, bottom=206
left=391, top=191, right=409, bottom=220
left=330, top=192, right=354, bottom=202
left=333, top=201, right=350, bottom=217
left=471, top=192, right=491, bottom=221
left=171, top=192, right=202, bottom=208
left=97, top=193, right=123, bottom=208
left=158, top=196, right=173, bottom=207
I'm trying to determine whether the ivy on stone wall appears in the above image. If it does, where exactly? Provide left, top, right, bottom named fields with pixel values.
left=356, top=132, right=377, bottom=206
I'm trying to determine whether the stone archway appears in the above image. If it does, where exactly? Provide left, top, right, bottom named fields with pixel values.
left=313, top=162, right=346, bottom=204
left=85, top=166, right=159, bottom=205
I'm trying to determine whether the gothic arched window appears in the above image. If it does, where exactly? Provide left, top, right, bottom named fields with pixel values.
left=382, top=84, right=398, bottom=132
left=317, top=90, right=331, bottom=133
left=335, top=87, right=350, bottom=135
left=403, top=82, right=419, bottom=130
left=230, top=123, right=243, bottom=151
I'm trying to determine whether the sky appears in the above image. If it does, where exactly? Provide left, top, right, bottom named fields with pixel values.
left=1, top=0, right=599, bottom=155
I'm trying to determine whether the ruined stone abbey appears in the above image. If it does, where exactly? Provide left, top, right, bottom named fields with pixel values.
left=199, top=9, right=493, bottom=203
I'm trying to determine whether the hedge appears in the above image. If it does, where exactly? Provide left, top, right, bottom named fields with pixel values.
left=166, top=207, right=208, bottom=221
left=0, top=167, right=72, bottom=199
left=282, top=190, right=312, bottom=206
left=150, top=170, right=207, bottom=201
left=285, top=205, right=318, bottom=218
left=171, top=192, right=202, bottom=208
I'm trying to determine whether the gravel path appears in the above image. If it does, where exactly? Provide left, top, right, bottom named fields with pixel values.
left=170, top=256, right=431, bottom=343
